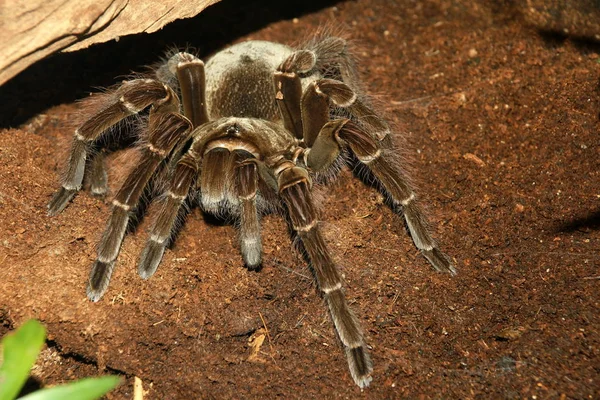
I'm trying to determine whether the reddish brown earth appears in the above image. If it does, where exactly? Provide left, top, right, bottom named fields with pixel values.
left=1, top=0, right=599, bottom=398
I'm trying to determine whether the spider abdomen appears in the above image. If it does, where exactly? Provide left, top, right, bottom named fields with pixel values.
left=205, top=41, right=293, bottom=121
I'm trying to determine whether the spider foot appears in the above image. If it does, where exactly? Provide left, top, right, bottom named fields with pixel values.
left=87, top=260, right=116, bottom=302
left=47, top=187, right=77, bottom=216
left=241, top=237, right=262, bottom=270
left=346, top=346, right=373, bottom=388
left=423, top=247, right=457, bottom=276
left=90, top=183, right=107, bottom=200
left=245, top=262, right=262, bottom=272
left=90, top=191, right=107, bottom=201
left=138, top=240, right=166, bottom=279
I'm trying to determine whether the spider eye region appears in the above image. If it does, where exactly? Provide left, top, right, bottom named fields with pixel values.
left=240, top=54, right=253, bottom=64
left=226, top=124, right=241, bottom=136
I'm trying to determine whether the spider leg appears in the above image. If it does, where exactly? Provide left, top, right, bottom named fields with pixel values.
left=47, top=80, right=177, bottom=215
left=235, top=158, right=262, bottom=269
left=137, top=121, right=220, bottom=280
left=138, top=51, right=215, bottom=278
left=166, top=52, right=209, bottom=128
left=303, top=78, right=455, bottom=274
left=276, top=162, right=372, bottom=388
left=307, top=35, right=393, bottom=143
left=88, top=149, right=108, bottom=197
left=342, top=122, right=455, bottom=274
left=274, top=49, right=317, bottom=139
left=293, top=74, right=454, bottom=273
left=138, top=152, right=198, bottom=279
left=88, top=108, right=192, bottom=301
left=275, top=40, right=389, bottom=145
left=301, top=79, right=356, bottom=147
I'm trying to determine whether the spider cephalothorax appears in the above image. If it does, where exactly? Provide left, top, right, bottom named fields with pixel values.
left=48, top=35, right=455, bottom=388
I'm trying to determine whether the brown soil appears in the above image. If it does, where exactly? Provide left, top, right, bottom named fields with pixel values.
left=1, top=0, right=599, bottom=398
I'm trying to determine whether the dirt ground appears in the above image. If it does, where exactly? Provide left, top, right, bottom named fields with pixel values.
left=1, top=0, right=599, bottom=398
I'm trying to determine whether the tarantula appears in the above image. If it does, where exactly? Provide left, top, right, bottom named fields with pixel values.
left=47, top=35, right=455, bottom=388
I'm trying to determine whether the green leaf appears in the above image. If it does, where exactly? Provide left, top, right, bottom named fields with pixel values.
left=18, top=376, right=121, bottom=400
left=0, top=320, right=46, bottom=400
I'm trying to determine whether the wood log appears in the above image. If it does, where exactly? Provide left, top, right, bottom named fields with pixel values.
left=0, top=0, right=220, bottom=85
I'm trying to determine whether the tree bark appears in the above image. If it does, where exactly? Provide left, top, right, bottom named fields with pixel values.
left=0, top=0, right=220, bottom=85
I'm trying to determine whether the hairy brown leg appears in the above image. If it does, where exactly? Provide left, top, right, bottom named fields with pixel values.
left=308, top=115, right=456, bottom=275
left=88, top=109, right=192, bottom=301
left=274, top=49, right=317, bottom=139
left=294, top=63, right=455, bottom=274
left=173, top=53, right=209, bottom=128
left=235, top=158, right=262, bottom=269
left=276, top=162, right=372, bottom=388
left=307, top=35, right=392, bottom=143
left=88, top=150, right=108, bottom=197
left=340, top=122, right=455, bottom=273
left=138, top=153, right=198, bottom=279
left=301, top=79, right=356, bottom=147
left=293, top=70, right=455, bottom=386
left=275, top=37, right=388, bottom=147
left=47, top=79, right=176, bottom=215
left=137, top=51, right=212, bottom=278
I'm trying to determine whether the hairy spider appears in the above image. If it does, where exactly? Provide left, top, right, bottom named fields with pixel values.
left=47, top=34, right=455, bottom=388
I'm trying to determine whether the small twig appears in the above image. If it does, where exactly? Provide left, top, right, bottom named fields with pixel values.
left=133, top=376, right=144, bottom=400
left=274, top=262, right=311, bottom=280
left=355, top=213, right=372, bottom=219
left=370, top=246, right=402, bottom=254
left=582, top=276, right=600, bottom=280
left=387, top=290, right=401, bottom=314
left=389, top=95, right=435, bottom=107
left=258, top=312, right=275, bottom=357
left=409, top=321, right=419, bottom=336
left=294, top=312, right=308, bottom=329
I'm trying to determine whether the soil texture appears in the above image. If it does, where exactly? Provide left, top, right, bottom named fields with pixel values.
left=1, top=0, right=599, bottom=398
